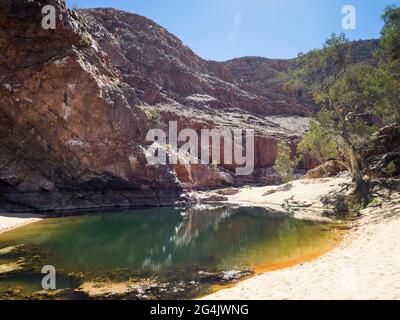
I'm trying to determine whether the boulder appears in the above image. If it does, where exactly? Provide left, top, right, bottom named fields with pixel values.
left=364, top=152, right=400, bottom=178
left=301, top=160, right=348, bottom=179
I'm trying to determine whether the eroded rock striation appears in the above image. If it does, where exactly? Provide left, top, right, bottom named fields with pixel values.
left=0, top=1, right=377, bottom=212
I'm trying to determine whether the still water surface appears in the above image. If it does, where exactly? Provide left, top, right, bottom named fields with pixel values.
left=0, top=205, right=342, bottom=299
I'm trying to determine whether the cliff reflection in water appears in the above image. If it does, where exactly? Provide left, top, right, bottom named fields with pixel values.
left=0, top=206, right=335, bottom=278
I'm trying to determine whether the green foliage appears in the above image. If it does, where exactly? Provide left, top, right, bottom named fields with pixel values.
left=274, top=143, right=296, bottom=182
left=380, top=6, right=400, bottom=75
left=347, top=201, right=365, bottom=213
left=350, top=40, right=380, bottom=64
left=120, top=34, right=135, bottom=46
left=298, top=121, right=338, bottom=163
left=378, top=5, right=400, bottom=124
left=79, top=32, right=91, bottom=47
left=287, top=33, right=351, bottom=95
left=329, top=63, right=399, bottom=126
left=145, top=110, right=165, bottom=129
left=296, top=154, right=306, bottom=170
left=368, top=197, right=381, bottom=207
left=283, top=24, right=400, bottom=183
left=382, top=161, right=397, bottom=177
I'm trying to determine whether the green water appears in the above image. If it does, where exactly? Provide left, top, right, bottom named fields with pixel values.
left=0, top=205, right=341, bottom=299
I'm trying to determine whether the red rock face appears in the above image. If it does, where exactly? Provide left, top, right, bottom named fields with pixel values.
left=81, top=8, right=313, bottom=117
left=0, top=1, right=320, bottom=212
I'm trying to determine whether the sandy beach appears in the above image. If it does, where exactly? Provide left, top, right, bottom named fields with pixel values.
left=1, top=178, right=400, bottom=300
left=0, top=213, right=42, bottom=235
left=203, top=184, right=400, bottom=300
left=212, top=177, right=351, bottom=222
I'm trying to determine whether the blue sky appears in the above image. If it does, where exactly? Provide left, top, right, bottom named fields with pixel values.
left=66, top=0, right=399, bottom=61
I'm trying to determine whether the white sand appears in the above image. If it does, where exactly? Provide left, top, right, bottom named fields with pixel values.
left=216, top=177, right=351, bottom=222
left=0, top=213, right=42, bottom=235
left=203, top=187, right=400, bottom=300
left=2, top=178, right=400, bottom=299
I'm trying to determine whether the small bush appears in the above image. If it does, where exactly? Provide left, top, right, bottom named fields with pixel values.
left=79, top=32, right=91, bottom=47
left=145, top=110, right=165, bottom=129
left=296, top=154, right=306, bottom=170
left=274, top=143, right=296, bottom=182
left=382, top=161, right=397, bottom=177
left=368, top=197, right=381, bottom=207
left=120, top=34, right=135, bottom=46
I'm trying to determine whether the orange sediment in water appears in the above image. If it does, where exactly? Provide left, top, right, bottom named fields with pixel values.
left=209, top=228, right=346, bottom=294
left=0, top=207, right=348, bottom=300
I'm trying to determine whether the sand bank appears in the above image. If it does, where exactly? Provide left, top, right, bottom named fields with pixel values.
left=203, top=182, right=400, bottom=300
left=0, top=213, right=42, bottom=235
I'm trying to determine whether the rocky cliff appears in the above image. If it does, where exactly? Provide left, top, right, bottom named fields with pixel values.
left=0, top=0, right=378, bottom=212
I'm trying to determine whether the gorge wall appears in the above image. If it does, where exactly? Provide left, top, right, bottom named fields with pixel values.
left=0, top=0, right=377, bottom=212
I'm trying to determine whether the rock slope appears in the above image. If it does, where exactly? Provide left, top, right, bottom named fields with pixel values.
left=0, top=0, right=378, bottom=212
